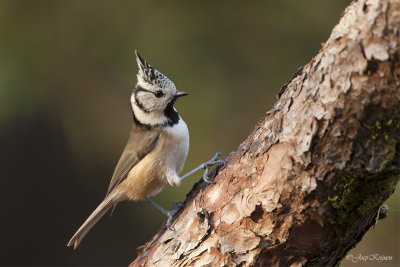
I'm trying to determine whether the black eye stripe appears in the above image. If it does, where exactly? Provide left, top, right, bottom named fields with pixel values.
left=134, top=86, right=164, bottom=98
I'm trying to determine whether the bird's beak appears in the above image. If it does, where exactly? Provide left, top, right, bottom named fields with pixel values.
left=175, top=91, right=189, bottom=98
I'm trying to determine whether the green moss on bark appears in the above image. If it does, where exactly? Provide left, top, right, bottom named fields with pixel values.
left=329, top=166, right=399, bottom=224
left=329, top=119, right=400, bottom=225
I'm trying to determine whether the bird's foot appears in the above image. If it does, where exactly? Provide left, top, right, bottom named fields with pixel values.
left=201, top=152, right=227, bottom=184
left=166, top=201, right=183, bottom=230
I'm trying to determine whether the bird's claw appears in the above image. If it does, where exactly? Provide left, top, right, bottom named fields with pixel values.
left=166, top=201, right=183, bottom=230
left=202, top=152, right=227, bottom=184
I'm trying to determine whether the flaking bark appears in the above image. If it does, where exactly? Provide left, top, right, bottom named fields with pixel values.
left=131, top=0, right=400, bottom=266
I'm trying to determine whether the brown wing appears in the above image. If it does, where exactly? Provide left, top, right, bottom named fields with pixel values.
left=106, top=125, right=160, bottom=195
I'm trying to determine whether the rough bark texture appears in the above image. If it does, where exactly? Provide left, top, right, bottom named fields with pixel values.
left=132, top=0, right=400, bottom=266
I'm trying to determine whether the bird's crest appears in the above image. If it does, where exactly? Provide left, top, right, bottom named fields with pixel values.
left=135, top=50, right=173, bottom=89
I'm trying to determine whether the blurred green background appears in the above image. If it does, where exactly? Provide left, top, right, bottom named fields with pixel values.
left=0, top=0, right=398, bottom=266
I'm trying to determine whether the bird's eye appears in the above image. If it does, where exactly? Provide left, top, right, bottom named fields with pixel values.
left=154, top=90, right=164, bottom=98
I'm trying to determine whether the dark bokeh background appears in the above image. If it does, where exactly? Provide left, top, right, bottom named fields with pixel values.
left=0, top=1, right=398, bottom=266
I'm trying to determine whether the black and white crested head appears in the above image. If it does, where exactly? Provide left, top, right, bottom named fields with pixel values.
left=135, top=51, right=175, bottom=91
left=131, top=51, right=188, bottom=128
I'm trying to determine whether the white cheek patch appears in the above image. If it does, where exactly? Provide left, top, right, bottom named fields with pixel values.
left=134, top=88, right=165, bottom=113
left=134, top=91, right=152, bottom=113
left=131, top=95, right=168, bottom=126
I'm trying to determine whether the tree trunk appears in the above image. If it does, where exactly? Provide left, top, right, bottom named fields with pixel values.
left=131, top=0, right=400, bottom=266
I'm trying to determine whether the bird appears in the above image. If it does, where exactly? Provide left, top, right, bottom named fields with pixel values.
left=67, top=51, right=225, bottom=249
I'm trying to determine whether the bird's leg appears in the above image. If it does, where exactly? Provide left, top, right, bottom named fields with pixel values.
left=147, top=153, right=226, bottom=229
left=147, top=197, right=183, bottom=229
left=109, top=203, right=118, bottom=217
left=179, top=152, right=227, bottom=184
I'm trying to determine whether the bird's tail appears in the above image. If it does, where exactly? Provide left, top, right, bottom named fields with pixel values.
left=67, top=190, right=122, bottom=249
